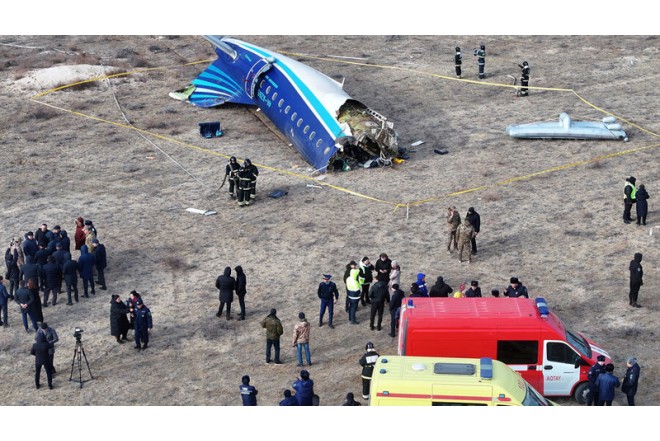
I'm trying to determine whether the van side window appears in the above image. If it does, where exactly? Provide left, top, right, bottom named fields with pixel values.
left=497, top=341, right=538, bottom=365
left=546, top=342, right=579, bottom=364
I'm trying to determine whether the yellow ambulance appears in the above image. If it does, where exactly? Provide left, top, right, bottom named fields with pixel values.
left=369, top=356, right=556, bottom=406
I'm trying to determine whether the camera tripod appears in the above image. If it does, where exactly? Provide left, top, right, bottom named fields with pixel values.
left=69, top=337, right=93, bottom=388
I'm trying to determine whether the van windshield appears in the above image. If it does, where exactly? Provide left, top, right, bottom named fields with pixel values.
left=565, top=327, right=592, bottom=359
left=522, top=384, right=552, bottom=406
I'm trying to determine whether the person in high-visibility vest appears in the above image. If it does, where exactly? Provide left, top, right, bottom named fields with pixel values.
left=623, top=176, right=637, bottom=223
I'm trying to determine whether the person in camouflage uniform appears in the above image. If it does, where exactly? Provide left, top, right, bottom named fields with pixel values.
left=446, top=206, right=461, bottom=252
left=261, top=308, right=284, bottom=364
left=456, top=218, right=476, bottom=263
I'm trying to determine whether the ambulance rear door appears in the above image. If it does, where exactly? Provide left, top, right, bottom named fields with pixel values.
left=542, top=340, right=581, bottom=396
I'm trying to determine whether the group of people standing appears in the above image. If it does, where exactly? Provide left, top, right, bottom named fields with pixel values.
left=446, top=206, right=480, bottom=263
left=225, top=157, right=259, bottom=207
left=623, top=175, right=650, bottom=225
left=587, top=355, right=641, bottom=406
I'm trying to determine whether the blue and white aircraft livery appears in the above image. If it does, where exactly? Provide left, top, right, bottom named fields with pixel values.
left=170, top=36, right=398, bottom=172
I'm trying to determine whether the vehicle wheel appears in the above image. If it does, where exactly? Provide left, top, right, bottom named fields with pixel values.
left=574, top=382, right=589, bottom=405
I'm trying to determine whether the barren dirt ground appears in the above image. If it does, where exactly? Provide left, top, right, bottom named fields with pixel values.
left=0, top=35, right=658, bottom=417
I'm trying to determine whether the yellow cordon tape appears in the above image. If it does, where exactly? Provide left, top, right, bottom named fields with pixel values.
left=30, top=55, right=659, bottom=212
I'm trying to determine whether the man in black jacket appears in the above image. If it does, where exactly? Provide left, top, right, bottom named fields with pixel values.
left=466, top=207, right=481, bottom=254
left=429, top=276, right=453, bottom=298
left=15, top=280, right=39, bottom=332
left=62, top=253, right=79, bottom=305
left=368, top=274, right=390, bottom=331
left=91, top=238, right=107, bottom=290
left=41, top=256, right=61, bottom=307
left=317, top=274, right=339, bottom=328
left=215, top=266, right=235, bottom=319
left=389, top=284, right=405, bottom=338
left=31, top=332, right=54, bottom=389
left=621, top=357, right=641, bottom=406
left=629, top=252, right=643, bottom=307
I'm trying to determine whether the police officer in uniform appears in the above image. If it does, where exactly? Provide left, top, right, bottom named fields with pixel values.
left=133, top=299, right=152, bottom=350
left=587, top=355, right=606, bottom=405
left=225, top=156, right=241, bottom=199
left=359, top=342, right=379, bottom=400
left=518, top=61, right=530, bottom=96
left=317, top=274, right=339, bottom=328
left=239, top=375, right=258, bottom=406
left=474, top=44, right=486, bottom=79
left=454, top=47, right=462, bottom=78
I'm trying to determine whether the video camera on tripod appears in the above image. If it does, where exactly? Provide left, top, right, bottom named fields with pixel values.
left=73, top=327, right=84, bottom=341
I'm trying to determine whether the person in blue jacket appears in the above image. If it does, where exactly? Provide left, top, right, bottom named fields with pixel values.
left=596, top=363, right=620, bottom=406
left=239, top=375, right=258, bottom=406
left=278, top=389, right=298, bottom=406
left=133, top=299, right=153, bottom=350
left=292, top=369, right=315, bottom=406
left=77, top=245, right=95, bottom=298
left=416, top=273, right=428, bottom=296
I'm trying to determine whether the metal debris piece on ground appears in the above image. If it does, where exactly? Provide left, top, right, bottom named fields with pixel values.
left=410, top=140, right=425, bottom=147
left=186, top=208, right=217, bottom=216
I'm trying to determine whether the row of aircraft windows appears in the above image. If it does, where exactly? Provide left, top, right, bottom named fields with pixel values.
left=262, top=81, right=324, bottom=149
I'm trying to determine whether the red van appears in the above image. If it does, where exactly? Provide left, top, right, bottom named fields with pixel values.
left=397, top=297, right=611, bottom=404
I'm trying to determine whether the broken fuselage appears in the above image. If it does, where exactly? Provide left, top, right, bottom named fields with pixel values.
left=170, top=36, right=398, bottom=172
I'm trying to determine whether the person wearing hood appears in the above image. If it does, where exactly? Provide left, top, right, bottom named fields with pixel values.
left=346, top=266, right=362, bottom=325
left=343, top=392, right=361, bottom=406
left=634, top=184, right=649, bottom=226
left=292, top=369, right=315, bottom=406
left=429, top=276, right=453, bottom=298
left=74, top=217, right=86, bottom=251
left=368, top=273, right=390, bottom=331
left=57, top=228, right=71, bottom=253
left=215, top=266, right=235, bottom=320
left=466, top=207, right=481, bottom=254
left=234, top=265, right=247, bottom=320
left=456, top=217, right=476, bottom=264
left=629, top=252, right=643, bottom=308
left=623, top=176, right=637, bottom=224
left=110, top=294, right=130, bottom=343
left=415, top=273, right=428, bottom=296
left=261, top=308, right=283, bottom=364
left=358, top=256, right=374, bottom=307
left=77, top=245, right=95, bottom=298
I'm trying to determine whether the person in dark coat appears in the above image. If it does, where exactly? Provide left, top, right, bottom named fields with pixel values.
left=215, top=266, right=235, bottom=320
left=278, top=389, right=298, bottom=406
left=587, top=355, right=607, bottom=406
left=628, top=252, right=643, bottom=308
left=225, top=156, right=241, bottom=199
left=595, top=363, right=620, bottom=406
left=19, top=255, right=39, bottom=285
left=465, top=280, right=482, bottom=297
left=292, top=369, right=315, bottom=406
left=22, top=232, right=38, bottom=260
left=368, top=274, right=390, bottom=331
left=374, top=253, right=392, bottom=280
left=504, top=277, right=529, bottom=298
left=27, top=277, right=44, bottom=323
left=36, top=322, right=59, bottom=374
left=133, top=299, right=152, bottom=350
left=343, top=392, right=362, bottom=406
left=239, top=375, right=258, bottom=406
left=429, top=276, right=453, bottom=298
left=57, top=229, right=71, bottom=253
left=0, top=276, right=11, bottom=327
left=77, top=245, right=95, bottom=298
left=34, top=246, right=49, bottom=290
left=621, top=357, right=641, bottom=406
left=110, top=294, right=130, bottom=343
left=474, top=44, right=486, bottom=79
left=518, top=61, right=530, bottom=96
left=634, top=184, right=649, bottom=226
left=15, top=280, right=38, bottom=332
left=388, top=284, right=405, bottom=338
left=35, top=224, right=50, bottom=249
left=454, top=46, right=462, bottom=78
left=127, top=290, right=141, bottom=330
left=359, top=342, right=379, bottom=400
left=62, top=253, right=79, bottom=304
left=91, top=238, right=107, bottom=290
left=234, top=265, right=247, bottom=320
left=358, top=256, right=374, bottom=307
left=31, top=332, right=54, bottom=389
left=41, top=256, right=61, bottom=307
left=5, top=246, right=20, bottom=298
left=466, top=207, right=481, bottom=254
left=318, top=274, right=339, bottom=328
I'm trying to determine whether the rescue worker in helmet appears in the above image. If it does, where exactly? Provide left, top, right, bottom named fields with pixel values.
left=518, top=61, right=530, bottom=96
left=225, top=156, right=241, bottom=199
left=454, top=46, right=462, bottom=78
